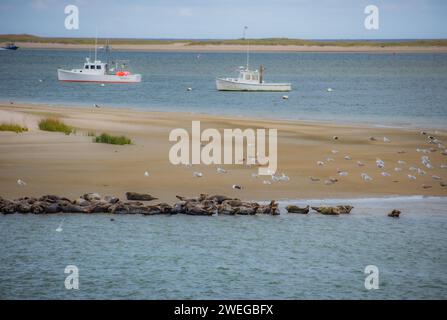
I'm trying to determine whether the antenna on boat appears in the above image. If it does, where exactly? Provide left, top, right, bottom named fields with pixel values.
left=243, top=26, right=249, bottom=70
left=94, top=29, right=98, bottom=62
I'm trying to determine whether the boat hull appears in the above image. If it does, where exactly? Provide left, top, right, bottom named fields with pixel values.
left=57, top=69, right=141, bottom=83
left=216, top=78, right=291, bottom=92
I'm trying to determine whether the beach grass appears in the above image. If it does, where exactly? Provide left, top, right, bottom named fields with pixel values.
left=94, top=133, right=132, bottom=145
left=0, top=123, right=28, bottom=133
left=38, top=118, right=74, bottom=135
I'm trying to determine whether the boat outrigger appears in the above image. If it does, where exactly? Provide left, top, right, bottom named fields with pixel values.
left=216, top=27, right=291, bottom=92
left=57, top=40, right=141, bottom=83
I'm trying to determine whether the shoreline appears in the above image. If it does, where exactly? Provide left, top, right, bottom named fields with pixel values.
left=2, top=100, right=445, bottom=132
left=1, top=103, right=446, bottom=203
left=9, top=42, right=447, bottom=53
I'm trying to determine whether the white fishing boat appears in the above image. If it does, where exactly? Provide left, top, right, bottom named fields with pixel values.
left=216, top=66, right=291, bottom=91
left=57, top=40, right=141, bottom=83
left=216, top=26, right=291, bottom=92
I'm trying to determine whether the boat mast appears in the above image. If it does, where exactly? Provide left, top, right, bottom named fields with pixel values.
left=243, top=26, right=249, bottom=70
left=94, top=32, right=98, bottom=62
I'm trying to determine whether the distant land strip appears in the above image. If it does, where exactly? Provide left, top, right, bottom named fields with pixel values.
left=2, top=34, right=447, bottom=52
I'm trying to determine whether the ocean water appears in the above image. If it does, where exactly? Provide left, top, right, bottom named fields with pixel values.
left=0, top=49, right=447, bottom=128
left=0, top=197, right=446, bottom=299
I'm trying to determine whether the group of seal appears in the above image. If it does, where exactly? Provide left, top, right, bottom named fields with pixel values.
left=0, top=193, right=278, bottom=216
left=0, top=193, right=401, bottom=217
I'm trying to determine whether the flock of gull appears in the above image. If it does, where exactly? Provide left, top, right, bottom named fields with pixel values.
left=134, top=129, right=446, bottom=192
left=15, top=127, right=446, bottom=193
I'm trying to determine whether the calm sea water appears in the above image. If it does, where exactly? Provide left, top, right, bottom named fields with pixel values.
left=1, top=197, right=446, bottom=299
left=0, top=49, right=447, bottom=128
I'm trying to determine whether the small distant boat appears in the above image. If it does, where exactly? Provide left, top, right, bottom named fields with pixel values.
left=1, top=42, right=19, bottom=50
left=57, top=40, right=141, bottom=83
left=216, top=26, right=291, bottom=92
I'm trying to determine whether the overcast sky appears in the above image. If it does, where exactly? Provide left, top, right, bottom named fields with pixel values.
left=1, top=0, right=446, bottom=39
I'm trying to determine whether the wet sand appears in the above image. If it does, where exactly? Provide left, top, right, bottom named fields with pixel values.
left=0, top=103, right=446, bottom=203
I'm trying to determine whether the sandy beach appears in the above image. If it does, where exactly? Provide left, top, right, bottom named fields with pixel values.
left=0, top=103, right=446, bottom=204
left=12, top=42, right=447, bottom=53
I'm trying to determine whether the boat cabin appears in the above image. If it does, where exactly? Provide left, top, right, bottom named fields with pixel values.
left=239, top=69, right=259, bottom=82
left=236, top=66, right=265, bottom=83
left=82, top=58, right=107, bottom=74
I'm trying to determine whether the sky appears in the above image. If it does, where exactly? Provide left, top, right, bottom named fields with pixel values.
left=0, top=0, right=446, bottom=39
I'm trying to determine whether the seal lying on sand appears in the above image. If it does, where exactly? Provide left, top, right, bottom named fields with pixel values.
left=311, top=205, right=354, bottom=215
left=311, top=206, right=341, bottom=215
left=285, top=205, right=310, bottom=214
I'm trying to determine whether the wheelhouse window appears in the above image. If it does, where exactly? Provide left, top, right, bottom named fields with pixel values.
left=90, top=65, right=95, bottom=69
left=96, top=65, right=101, bottom=70
left=84, top=65, right=89, bottom=69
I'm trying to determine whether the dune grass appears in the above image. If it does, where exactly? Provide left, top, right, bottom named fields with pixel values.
left=38, top=118, right=74, bottom=135
left=0, top=123, right=28, bottom=133
left=94, top=133, right=132, bottom=145
left=2, top=34, right=447, bottom=47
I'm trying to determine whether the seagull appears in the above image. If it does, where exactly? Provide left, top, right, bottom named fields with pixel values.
left=217, top=167, right=227, bottom=174
left=376, top=159, right=385, bottom=169
left=357, top=161, right=365, bottom=167
left=408, top=174, right=417, bottom=180
left=193, top=171, right=203, bottom=178
left=263, top=180, right=272, bottom=185
left=144, top=171, right=150, bottom=177
left=324, top=178, right=338, bottom=185
left=417, top=168, right=426, bottom=176
left=440, top=164, right=447, bottom=169
left=279, top=173, right=290, bottom=181
left=56, top=220, right=63, bottom=232
left=331, top=149, right=339, bottom=154
left=309, top=176, right=320, bottom=182
left=338, top=171, right=348, bottom=177
left=282, top=95, right=289, bottom=100
left=17, top=179, right=27, bottom=187
left=394, top=167, right=402, bottom=172
left=432, top=175, right=442, bottom=181
left=317, top=161, right=325, bottom=166
left=344, top=155, right=352, bottom=160
left=361, top=173, right=373, bottom=182
left=38, top=79, right=43, bottom=82
left=383, top=137, right=391, bottom=143
left=381, top=172, right=391, bottom=177
left=397, top=160, right=406, bottom=165
left=327, top=88, right=333, bottom=92
left=187, top=87, right=193, bottom=91
left=332, top=136, right=339, bottom=140
left=94, top=103, right=100, bottom=108
left=232, top=184, right=242, bottom=190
